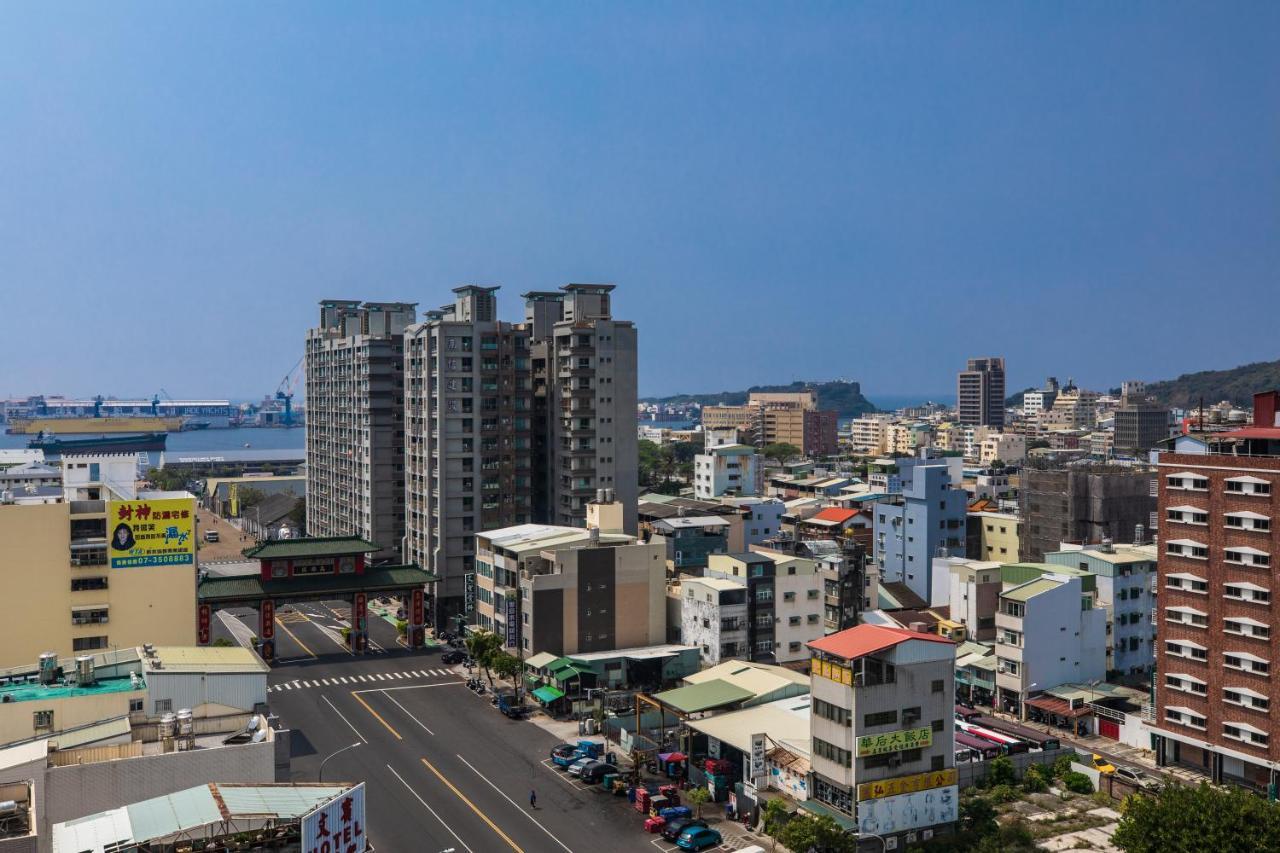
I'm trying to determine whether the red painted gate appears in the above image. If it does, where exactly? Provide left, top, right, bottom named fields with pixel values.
left=1098, top=718, right=1120, bottom=740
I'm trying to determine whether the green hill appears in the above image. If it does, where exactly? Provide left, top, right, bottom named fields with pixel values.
left=643, top=380, right=878, bottom=418
left=1145, top=360, right=1280, bottom=409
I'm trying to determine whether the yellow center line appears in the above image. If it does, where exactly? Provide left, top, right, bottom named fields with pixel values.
left=297, top=608, right=354, bottom=655
left=273, top=618, right=316, bottom=658
left=420, top=756, right=523, bottom=853
left=351, top=691, right=402, bottom=740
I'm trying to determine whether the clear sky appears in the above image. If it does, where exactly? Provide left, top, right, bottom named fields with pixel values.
left=3, top=3, right=1278, bottom=402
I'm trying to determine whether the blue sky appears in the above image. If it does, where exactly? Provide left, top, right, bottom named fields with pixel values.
left=2, top=3, right=1278, bottom=401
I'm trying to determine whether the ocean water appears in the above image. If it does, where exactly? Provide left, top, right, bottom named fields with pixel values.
left=0, top=427, right=305, bottom=467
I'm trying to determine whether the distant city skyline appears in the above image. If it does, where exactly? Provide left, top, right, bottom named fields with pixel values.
left=4, top=4, right=1279, bottom=399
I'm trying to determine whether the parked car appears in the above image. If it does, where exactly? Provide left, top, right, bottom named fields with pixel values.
left=550, top=744, right=580, bottom=767
left=676, top=827, right=722, bottom=851
left=1090, top=753, right=1117, bottom=775
left=440, top=650, right=465, bottom=665
left=579, top=762, right=612, bottom=784
left=662, top=818, right=707, bottom=842
left=566, top=757, right=595, bottom=776
left=1114, top=765, right=1163, bottom=792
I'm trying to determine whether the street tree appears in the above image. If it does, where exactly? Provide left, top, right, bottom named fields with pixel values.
left=1113, top=782, right=1280, bottom=853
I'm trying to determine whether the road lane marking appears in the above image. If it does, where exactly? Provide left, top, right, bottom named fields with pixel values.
left=456, top=753, right=574, bottom=853
left=382, top=690, right=434, bottom=735
left=376, top=673, right=388, bottom=681
left=386, top=764, right=474, bottom=853
left=353, top=682, right=465, bottom=694
left=351, top=691, right=402, bottom=740
left=273, top=617, right=317, bottom=658
left=392, top=672, right=404, bottom=679
left=420, top=757, right=522, bottom=853
left=322, top=695, right=367, bottom=744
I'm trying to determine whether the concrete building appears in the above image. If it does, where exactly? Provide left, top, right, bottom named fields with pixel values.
left=1045, top=542, right=1158, bottom=678
left=704, top=553, right=825, bottom=664
left=1022, top=377, right=1060, bottom=420
left=848, top=415, right=895, bottom=455
left=978, top=433, right=1025, bottom=466
left=1019, top=466, right=1157, bottom=562
left=304, top=299, right=415, bottom=559
left=957, top=357, right=1005, bottom=429
left=404, top=284, right=639, bottom=625
left=0, top=455, right=197, bottom=669
left=474, top=501, right=664, bottom=655
left=701, top=391, right=839, bottom=457
left=718, top=496, right=784, bottom=547
left=404, top=286, right=535, bottom=625
left=872, top=454, right=969, bottom=605
left=1041, top=382, right=1099, bottom=431
left=994, top=572, right=1107, bottom=717
left=942, top=558, right=1003, bottom=641
left=1148, top=392, right=1280, bottom=791
left=967, top=510, right=1020, bottom=563
left=1114, top=398, right=1171, bottom=455
left=680, top=576, right=751, bottom=667
left=805, top=625, right=957, bottom=848
left=652, top=515, right=730, bottom=573
left=693, top=443, right=760, bottom=500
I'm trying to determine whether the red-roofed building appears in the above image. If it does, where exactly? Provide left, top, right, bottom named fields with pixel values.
left=797, top=506, right=872, bottom=550
left=802, top=624, right=957, bottom=845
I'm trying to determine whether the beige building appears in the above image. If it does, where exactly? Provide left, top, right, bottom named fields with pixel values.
left=701, top=391, right=837, bottom=456
left=475, top=499, right=666, bottom=656
left=0, top=455, right=197, bottom=669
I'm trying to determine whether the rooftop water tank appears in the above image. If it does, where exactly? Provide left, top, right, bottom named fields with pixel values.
left=75, top=656, right=95, bottom=686
left=38, top=652, right=58, bottom=685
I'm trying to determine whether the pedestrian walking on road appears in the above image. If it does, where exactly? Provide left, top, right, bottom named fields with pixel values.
left=529, top=789, right=537, bottom=809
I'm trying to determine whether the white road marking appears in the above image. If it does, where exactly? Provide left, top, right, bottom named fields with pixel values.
left=381, top=690, right=434, bottom=735
left=322, top=694, right=367, bottom=744
left=386, top=764, right=474, bottom=853
left=457, top=753, right=575, bottom=853
left=392, top=672, right=404, bottom=679
left=376, top=673, right=388, bottom=681
left=352, top=682, right=465, bottom=694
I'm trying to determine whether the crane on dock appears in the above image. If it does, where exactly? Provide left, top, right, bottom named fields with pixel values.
left=275, top=358, right=303, bottom=427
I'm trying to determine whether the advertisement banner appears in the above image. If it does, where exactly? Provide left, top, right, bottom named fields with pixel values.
left=858, top=768, right=958, bottom=801
left=464, top=573, right=476, bottom=614
left=857, top=785, right=958, bottom=837
left=750, top=733, right=767, bottom=783
left=107, top=498, right=195, bottom=568
left=505, top=594, right=520, bottom=648
left=856, top=726, right=933, bottom=757
left=302, top=782, right=365, bottom=853
left=411, top=587, right=425, bottom=625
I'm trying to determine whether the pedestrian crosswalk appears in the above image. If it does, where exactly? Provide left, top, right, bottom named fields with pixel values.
left=267, top=668, right=458, bottom=692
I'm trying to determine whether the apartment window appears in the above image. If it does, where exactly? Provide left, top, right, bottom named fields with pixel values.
left=1165, top=574, right=1207, bottom=594
left=1225, top=618, right=1270, bottom=639
left=33, top=710, right=54, bottom=730
left=1001, top=629, right=1022, bottom=647
left=155, top=699, right=173, bottom=714
left=931, top=679, right=945, bottom=694
left=998, top=657, right=1019, bottom=676
left=1166, top=508, right=1208, bottom=525
left=863, top=710, right=897, bottom=728
left=931, top=718, right=945, bottom=732
left=1166, top=607, right=1208, bottom=628
left=902, top=706, right=922, bottom=726
left=1165, top=540, right=1208, bottom=559
left=1164, top=707, right=1206, bottom=730
left=1165, top=673, right=1207, bottom=696
left=1002, top=601, right=1025, bottom=618
left=1225, top=584, right=1271, bottom=603
left=1225, top=549, right=1271, bottom=568
left=815, top=699, right=852, bottom=726
left=1223, top=724, right=1269, bottom=747
left=129, top=699, right=144, bottom=713
left=1224, top=653, right=1270, bottom=675
left=70, top=577, right=109, bottom=592
left=931, top=755, right=946, bottom=771
left=813, top=738, right=852, bottom=768
left=1224, top=688, right=1270, bottom=711
left=73, top=636, right=108, bottom=652
left=1167, top=474, right=1208, bottom=491
left=1226, top=478, right=1271, bottom=496
left=1226, top=512, right=1271, bottom=533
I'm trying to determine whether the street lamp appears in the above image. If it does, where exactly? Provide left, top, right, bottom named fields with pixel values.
left=318, top=742, right=362, bottom=782
left=1020, top=681, right=1038, bottom=723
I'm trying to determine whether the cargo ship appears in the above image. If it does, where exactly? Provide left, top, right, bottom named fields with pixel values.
left=6, top=415, right=186, bottom=435
left=27, top=431, right=168, bottom=456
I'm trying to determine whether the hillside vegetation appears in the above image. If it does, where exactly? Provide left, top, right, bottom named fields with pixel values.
left=643, top=380, right=877, bottom=418
left=1145, top=360, right=1280, bottom=409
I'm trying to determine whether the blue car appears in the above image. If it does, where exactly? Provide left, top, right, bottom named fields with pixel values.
left=676, top=826, right=722, bottom=851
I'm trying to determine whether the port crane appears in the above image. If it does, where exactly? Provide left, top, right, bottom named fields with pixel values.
left=275, top=358, right=303, bottom=427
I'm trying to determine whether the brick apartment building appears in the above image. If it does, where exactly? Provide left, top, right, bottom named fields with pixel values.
left=1151, top=391, right=1280, bottom=792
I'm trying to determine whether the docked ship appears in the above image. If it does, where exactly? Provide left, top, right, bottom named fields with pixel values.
left=6, top=415, right=185, bottom=435
left=28, top=431, right=168, bottom=456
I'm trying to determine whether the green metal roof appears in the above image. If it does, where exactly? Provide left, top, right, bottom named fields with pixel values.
left=532, top=685, right=565, bottom=703
left=1001, top=577, right=1062, bottom=603
left=242, top=536, right=379, bottom=560
left=0, top=674, right=142, bottom=705
left=198, top=564, right=436, bottom=603
left=545, top=657, right=574, bottom=672
left=551, top=665, right=589, bottom=682
left=652, top=679, right=754, bottom=714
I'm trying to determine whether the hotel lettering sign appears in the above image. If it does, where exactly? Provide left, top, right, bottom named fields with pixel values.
left=855, top=726, right=932, bottom=757
left=857, top=768, right=957, bottom=801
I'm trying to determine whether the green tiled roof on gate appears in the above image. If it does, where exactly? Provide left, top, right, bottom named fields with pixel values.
left=652, top=678, right=754, bottom=714
left=242, top=536, right=379, bottom=560
left=532, top=685, right=565, bottom=703
left=198, top=565, right=436, bottom=603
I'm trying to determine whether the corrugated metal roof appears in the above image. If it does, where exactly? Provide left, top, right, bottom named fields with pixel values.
left=145, top=646, right=269, bottom=674
left=1001, top=577, right=1062, bottom=602
left=47, top=716, right=132, bottom=750
left=216, top=784, right=349, bottom=817
left=126, top=785, right=221, bottom=844
left=653, top=679, right=755, bottom=713
left=807, top=624, right=953, bottom=661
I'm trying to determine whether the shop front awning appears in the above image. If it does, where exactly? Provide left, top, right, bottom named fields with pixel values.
left=532, top=685, right=565, bottom=704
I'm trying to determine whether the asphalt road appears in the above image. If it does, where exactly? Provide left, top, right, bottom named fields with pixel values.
left=228, top=602, right=672, bottom=853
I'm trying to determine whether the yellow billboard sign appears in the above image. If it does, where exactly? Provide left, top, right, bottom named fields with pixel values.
left=856, top=726, right=932, bottom=757
left=107, top=498, right=195, bottom=569
left=858, top=768, right=957, bottom=801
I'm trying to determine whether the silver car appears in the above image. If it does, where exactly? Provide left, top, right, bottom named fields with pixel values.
left=1114, top=765, right=1163, bottom=792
